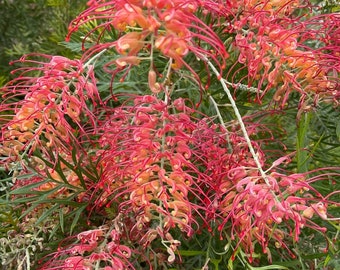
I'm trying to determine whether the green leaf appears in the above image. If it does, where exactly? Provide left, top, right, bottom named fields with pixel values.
left=10, top=180, right=50, bottom=195
left=70, top=204, right=87, bottom=234
left=177, top=250, right=206, bottom=256
left=35, top=203, right=60, bottom=225
left=11, top=195, right=41, bottom=204
left=247, top=265, right=289, bottom=270
left=228, top=257, right=234, bottom=270
left=296, top=111, right=312, bottom=173
left=0, top=172, right=36, bottom=182
left=59, top=207, right=65, bottom=234
left=336, top=121, right=340, bottom=141
left=36, top=199, right=79, bottom=206
left=59, top=41, right=92, bottom=52
left=210, top=257, right=222, bottom=269
left=57, top=154, right=86, bottom=189
left=19, top=203, right=40, bottom=219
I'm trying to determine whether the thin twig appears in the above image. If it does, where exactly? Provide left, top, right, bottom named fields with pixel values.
left=209, top=95, right=232, bottom=150
left=203, top=55, right=271, bottom=187
left=223, top=79, right=263, bottom=94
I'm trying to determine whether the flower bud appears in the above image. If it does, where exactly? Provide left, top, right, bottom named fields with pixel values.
left=148, top=69, right=161, bottom=93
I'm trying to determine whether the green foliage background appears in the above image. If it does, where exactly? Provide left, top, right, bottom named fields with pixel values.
left=0, top=0, right=87, bottom=87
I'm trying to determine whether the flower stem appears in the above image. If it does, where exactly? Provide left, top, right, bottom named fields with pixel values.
left=223, top=80, right=263, bottom=94
left=83, top=48, right=109, bottom=69
left=209, top=95, right=232, bottom=150
left=203, top=56, right=271, bottom=186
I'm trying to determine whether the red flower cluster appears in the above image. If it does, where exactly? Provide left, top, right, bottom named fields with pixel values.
left=42, top=225, right=132, bottom=269
left=0, top=54, right=100, bottom=165
left=211, top=0, right=340, bottom=105
left=80, top=95, right=328, bottom=264
left=67, top=0, right=227, bottom=93
left=219, top=171, right=328, bottom=262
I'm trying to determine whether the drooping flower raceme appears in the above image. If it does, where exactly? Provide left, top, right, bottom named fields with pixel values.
left=206, top=0, right=340, bottom=105
left=0, top=54, right=100, bottom=198
left=0, top=54, right=100, bottom=166
left=67, top=0, right=228, bottom=92
left=41, top=225, right=132, bottom=270
left=217, top=170, right=329, bottom=262
left=78, top=94, right=330, bottom=264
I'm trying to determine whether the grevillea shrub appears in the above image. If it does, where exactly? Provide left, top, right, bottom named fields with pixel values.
left=0, top=0, right=339, bottom=269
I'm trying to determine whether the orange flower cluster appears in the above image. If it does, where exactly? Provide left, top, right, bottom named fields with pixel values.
left=68, top=0, right=227, bottom=93
left=0, top=55, right=100, bottom=200
left=0, top=55, right=99, bottom=164
left=88, top=95, right=329, bottom=264
left=219, top=170, right=328, bottom=262
left=268, top=28, right=336, bottom=102
left=97, top=96, right=197, bottom=238
left=72, top=0, right=199, bottom=69
left=223, top=0, right=340, bottom=105
left=43, top=227, right=132, bottom=269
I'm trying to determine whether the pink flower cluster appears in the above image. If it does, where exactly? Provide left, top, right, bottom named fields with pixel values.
left=80, top=95, right=328, bottom=264
left=67, top=0, right=227, bottom=93
left=0, top=54, right=100, bottom=165
left=42, top=227, right=132, bottom=269
left=209, top=0, right=340, bottom=105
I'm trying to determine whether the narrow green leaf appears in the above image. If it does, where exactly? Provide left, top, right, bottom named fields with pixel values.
left=336, top=121, right=340, bottom=141
left=53, top=157, right=71, bottom=185
left=48, top=221, right=62, bottom=240
left=35, top=204, right=60, bottom=225
left=211, top=257, right=222, bottom=269
left=59, top=207, right=65, bottom=234
left=0, top=173, right=36, bottom=183
left=177, top=250, right=206, bottom=256
left=228, top=257, right=234, bottom=270
left=247, top=265, right=289, bottom=270
left=70, top=204, right=87, bottom=234
left=296, top=112, right=312, bottom=173
left=58, top=153, right=87, bottom=189
left=268, top=259, right=302, bottom=268
left=32, top=150, right=54, bottom=168
left=37, top=197, right=84, bottom=207
left=10, top=180, right=49, bottom=195
left=19, top=203, right=40, bottom=219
